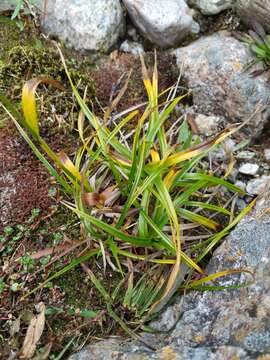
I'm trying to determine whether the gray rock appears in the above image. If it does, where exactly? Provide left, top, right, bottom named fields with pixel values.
left=236, top=197, right=247, bottom=211
left=189, top=0, right=234, bottom=15
left=264, top=149, right=270, bottom=161
left=122, top=0, right=196, bottom=48
left=69, top=197, right=270, bottom=360
left=0, top=0, right=14, bottom=12
left=234, top=180, right=246, bottom=192
left=120, top=40, right=144, bottom=56
left=235, top=0, right=270, bottom=33
left=236, top=151, right=256, bottom=160
left=212, top=138, right=236, bottom=161
left=35, top=0, right=125, bottom=52
left=194, top=113, right=222, bottom=136
left=246, top=176, right=270, bottom=195
left=127, top=25, right=139, bottom=42
left=239, top=163, right=259, bottom=176
left=228, top=168, right=238, bottom=182
left=173, top=32, right=270, bottom=136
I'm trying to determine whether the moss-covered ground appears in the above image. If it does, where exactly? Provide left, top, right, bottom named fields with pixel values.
left=0, top=16, right=183, bottom=358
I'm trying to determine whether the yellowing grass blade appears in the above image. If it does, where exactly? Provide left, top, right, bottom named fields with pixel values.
left=140, top=54, right=153, bottom=102
left=109, top=149, right=132, bottom=167
left=164, top=129, right=234, bottom=168
left=163, top=169, right=179, bottom=189
left=22, top=76, right=65, bottom=138
left=150, top=149, right=160, bottom=163
left=58, top=151, right=81, bottom=181
left=177, top=208, right=220, bottom=231
left=77, top=86, right=88, bottom=143
left=140, top=210, right=203, bottom=274
left=182, top=268, right=254, bottom=291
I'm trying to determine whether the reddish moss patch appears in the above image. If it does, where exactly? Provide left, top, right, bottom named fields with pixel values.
left=0, top=127, right=52, bottom=232
left=91, top=52, right=183, bottom=115
left=0, top=123, right=79, bottom=233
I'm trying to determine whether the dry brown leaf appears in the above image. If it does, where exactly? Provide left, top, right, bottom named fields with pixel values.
left=29, top=244, right=71, bottom=260
left=100, top=186, right=120, bottom=206
left=20, top=302, right=45, bottom=359
left=83, top=192, right=102, bottom=207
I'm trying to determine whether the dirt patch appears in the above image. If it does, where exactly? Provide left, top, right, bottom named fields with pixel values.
left=0, top=126, right=53, bottom=231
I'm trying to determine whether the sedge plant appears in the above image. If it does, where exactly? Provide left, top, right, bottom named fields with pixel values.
left=0, top=49, right=255, bottom=336
left=234, top=21, right=270, bottom=78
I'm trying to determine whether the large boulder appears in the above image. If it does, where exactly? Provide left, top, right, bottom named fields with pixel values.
left=189, top=0, right=233, bottom=15
left=122, top=0, right=197, bottom=48
left=36, top=0, right=125, bottom=52
left=173, top=32, right=270, bottom=136
left=69, top=196, right=270, bottom=359
left=235, top=0, right=270, bottom=33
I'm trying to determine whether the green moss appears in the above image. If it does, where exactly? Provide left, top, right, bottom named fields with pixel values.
left=0, top=17, right=29, bottom=58
left=1, top=45, right=94, bottom=89
left=0, top=20, right=96, bottom=132
left=0, top=44, right=95, bottom=113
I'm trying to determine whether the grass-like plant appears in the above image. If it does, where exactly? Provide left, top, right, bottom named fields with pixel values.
left=234, top=22, right=270, bottom=77
left=0, top=48, right=254, bottom=339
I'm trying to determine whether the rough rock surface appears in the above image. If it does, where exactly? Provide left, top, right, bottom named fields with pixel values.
left=246, top=176, right=270, bottom=195
left=189, top=0, right=233, bottom=15
left=0, top=1, right=14, bottom=12
left=193, top=113, right=222, bottom=136
left=173, top=32, right=270, bottom=136
left=265, top=149, right=270, bottom=161
left=236, top=0, right=270, bottom=32
left=69, top=197, right=270, bottom=359
left=120, top=40, right=144, bottom=56
left=36, top=0, right=124, bottom=52
left=122, top=0, right=196, bottom=48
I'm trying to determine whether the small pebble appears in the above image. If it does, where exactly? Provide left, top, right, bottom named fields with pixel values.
left=264, top=149, right=270, bottom=161
left=213, top=139, right=236, bottom=161
left=236, top=198, right=247, bottom=211
left=120, top=40, right=144, bottom=56
left=228, top=168, right=238, bottom=183
left=127, top=25, right=138, bottom=41
left=194, top=114, right=222, bottom=136
left=236, top=151, right=256, bottom=160
left=234, top=180, right=246, bottom=192
left=239, top=163, right=259, bottom=176
left=246, top=176, right=270, bottom=195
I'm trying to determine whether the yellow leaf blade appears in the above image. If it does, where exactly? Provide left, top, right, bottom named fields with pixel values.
left=22, top=76, right=65, bottom=138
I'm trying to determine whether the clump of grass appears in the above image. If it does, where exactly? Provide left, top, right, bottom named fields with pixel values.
left=234, top=21, right=270, bottom=78
left=0, top=48, right=254, bottom=339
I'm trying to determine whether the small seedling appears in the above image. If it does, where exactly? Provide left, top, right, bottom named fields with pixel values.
left=21, top=253, right=35, bottom=270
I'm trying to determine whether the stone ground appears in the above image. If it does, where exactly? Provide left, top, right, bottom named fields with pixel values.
left=69, top=196, right=270, bottom=360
